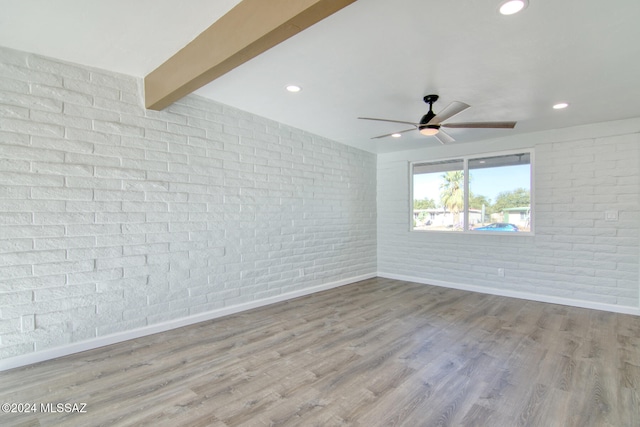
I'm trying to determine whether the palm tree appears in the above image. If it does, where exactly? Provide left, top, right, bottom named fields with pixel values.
left=440, top=171, right=464, bottom=226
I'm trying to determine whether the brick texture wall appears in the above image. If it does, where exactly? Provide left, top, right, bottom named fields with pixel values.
left=378, top=125, right=640, bottom=311
left=0, top=47, right=377, bottom=360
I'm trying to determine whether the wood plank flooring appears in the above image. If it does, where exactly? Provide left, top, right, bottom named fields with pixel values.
left=1, top=277, right=639, bottom=426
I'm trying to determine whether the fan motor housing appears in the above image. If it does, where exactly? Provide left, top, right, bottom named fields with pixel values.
left=419, top=111, right=435, bottom=127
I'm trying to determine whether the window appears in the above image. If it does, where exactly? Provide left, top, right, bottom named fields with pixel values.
left=412, top=151, right=532, bottom=233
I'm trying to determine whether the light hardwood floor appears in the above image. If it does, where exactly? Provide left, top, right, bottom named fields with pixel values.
left=1, top=277, right=639, bottom=426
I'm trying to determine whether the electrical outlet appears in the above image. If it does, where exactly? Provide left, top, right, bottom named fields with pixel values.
left=498, top=268, right=505, bottom=277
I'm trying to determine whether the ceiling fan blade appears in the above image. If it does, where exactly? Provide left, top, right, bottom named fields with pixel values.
left=358, top=117, right=419, bottom=127
left=371, top=128, right=416, bottom=139
left=430, top=101, right=470, bottom=124
left=442, top=121, right=517, bottom=129
left=434, top=129, right=455, bottom=144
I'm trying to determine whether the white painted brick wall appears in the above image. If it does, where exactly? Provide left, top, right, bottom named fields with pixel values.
left=378, top=128, right=640, bottom=310
left=0, top=46, right=377, bottom=359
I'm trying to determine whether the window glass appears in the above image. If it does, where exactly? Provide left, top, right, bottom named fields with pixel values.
left=468, top=153, right=531, bottom=232
left=413, top=159, right=464, bottom=231
left=411, top=151, right=532, bottom=234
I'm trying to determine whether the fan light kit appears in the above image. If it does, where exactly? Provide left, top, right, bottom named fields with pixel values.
left=358, top=94, right=517, bottom=144
left=420, top=127, right=439, bottom=136
left=499, top=0, right=528, bottom=15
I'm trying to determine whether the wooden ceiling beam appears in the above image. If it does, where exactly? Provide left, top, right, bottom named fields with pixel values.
left=144, top=0, right=357, bottom=110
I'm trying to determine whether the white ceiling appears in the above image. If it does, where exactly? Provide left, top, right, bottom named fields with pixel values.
left=2, top=0, right=640, bottom=154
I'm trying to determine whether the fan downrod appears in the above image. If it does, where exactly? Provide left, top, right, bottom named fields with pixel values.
left=420, top=94, right=439, bottom=128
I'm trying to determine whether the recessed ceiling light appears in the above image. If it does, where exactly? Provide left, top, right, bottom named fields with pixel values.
left=553, top=102, right=569, bottom=109
left=391, top=133, right=402, bottom=138
left=286, top=85, right=301, bottom=93
left=499, top=0, right=528, bottom=15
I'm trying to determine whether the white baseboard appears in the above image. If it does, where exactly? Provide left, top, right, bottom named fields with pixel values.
left=378, top=272, right=640, bottom=316
left=0, top=273, right=376, bottom=372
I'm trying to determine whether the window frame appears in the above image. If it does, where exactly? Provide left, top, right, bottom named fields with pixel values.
left=409, top=148, right=534, bottom=235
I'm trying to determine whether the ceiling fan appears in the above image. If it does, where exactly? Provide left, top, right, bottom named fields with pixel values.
left=358, top=94, right=516, bottom=144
